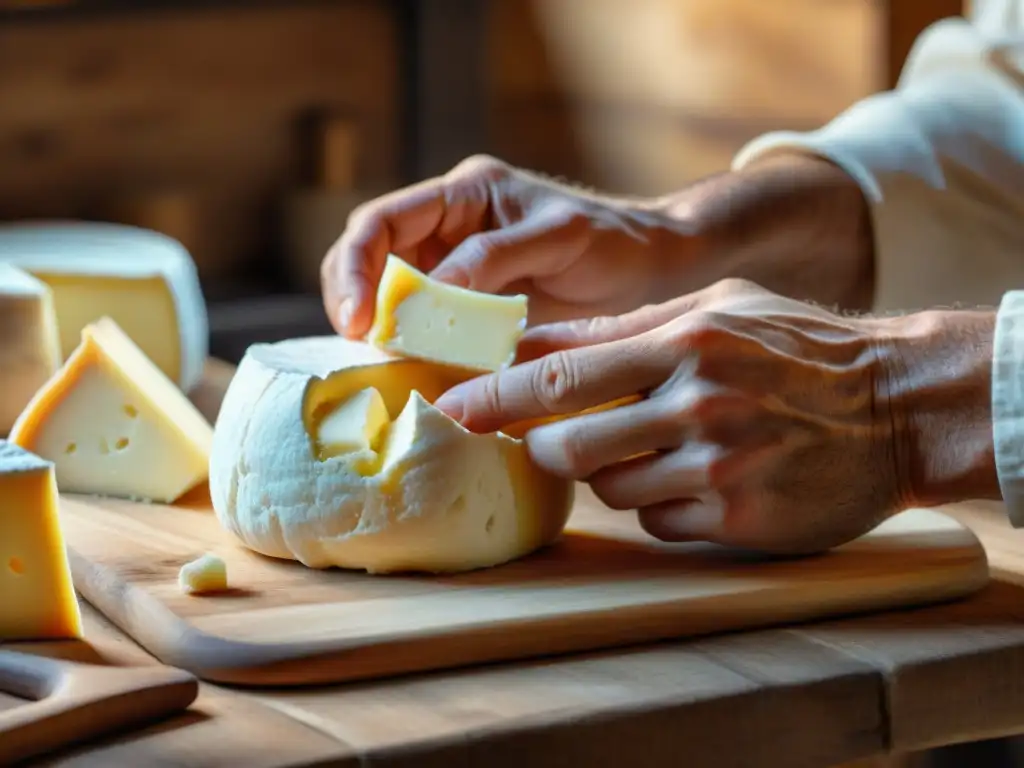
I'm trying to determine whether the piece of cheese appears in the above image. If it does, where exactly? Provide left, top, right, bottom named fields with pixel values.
left=0, top=440, right=82, bottom=640
left=9, top=317, right=213, bottom=503
left=316, top=386, right=390, bottom=460
left=366, top=255, right=528, bottom=372
left=0, top=221, right=208, bottom=392
left=178, top=553, right=228, bottom=594
left=209, top=336, right=573, bottom=574
left=0, top=264, right=62, bottom=435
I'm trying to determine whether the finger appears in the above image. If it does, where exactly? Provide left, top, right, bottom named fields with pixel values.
left=637, top=496, right=726, bottom=544
left=320, top=163, right=495, bottom=337
left=588, top=442, right=720, bottom=509
left=434, top=331, right=674, bottom=433
left=429, top=197, right=590, bottom=295
left=523, top=397, right=683, bottom=479
left=516, top=292, right=704, bottom=362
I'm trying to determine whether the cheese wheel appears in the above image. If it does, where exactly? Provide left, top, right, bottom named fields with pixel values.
left=209, top=337, right=574, bottom=574
left=0, top=221, right=208, bottom=392
left=0, top=264, right=61, bottom=435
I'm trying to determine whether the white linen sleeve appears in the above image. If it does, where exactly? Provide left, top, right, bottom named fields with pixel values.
left=732, top=16, right=1024, bottom=313
left=995, top=292, right=1024, bottom=526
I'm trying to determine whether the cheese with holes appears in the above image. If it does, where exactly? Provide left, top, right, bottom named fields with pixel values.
left=179, top=553, right=228, bottom=594
left=0, top=221, right=208, bottom=392
left=0, top=264, right=62, bottom=435
left=209, top=337, right=573, bottom=574
left=367, top=255, right=527, bottom=372
left=0, top=441, right=82, bottom=640
left=9, top=317, right=213, bottom=503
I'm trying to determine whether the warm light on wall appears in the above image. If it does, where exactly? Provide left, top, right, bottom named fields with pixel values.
left=526, top=0, right=880, bottom=194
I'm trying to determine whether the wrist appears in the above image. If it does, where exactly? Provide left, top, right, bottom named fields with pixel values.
left=652, top=153, right=875, bottom=311
left=872, top=310, right=999, bottom=508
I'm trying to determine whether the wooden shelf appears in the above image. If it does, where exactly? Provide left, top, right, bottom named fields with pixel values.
left=0, top=0, right=335, bottom=24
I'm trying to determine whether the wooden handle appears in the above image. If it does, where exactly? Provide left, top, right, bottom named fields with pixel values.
left=0, top=650, right=199, bottom=765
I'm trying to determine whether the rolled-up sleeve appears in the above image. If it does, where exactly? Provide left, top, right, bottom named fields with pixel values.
left=732, top=13, right=1024, bottom=314
left=995, top=292, right=1024, bottom=525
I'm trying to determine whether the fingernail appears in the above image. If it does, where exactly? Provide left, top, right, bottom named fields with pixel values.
left=433, top=388, right=466, bottom=421
left=430, top=264, right=470, bottom=289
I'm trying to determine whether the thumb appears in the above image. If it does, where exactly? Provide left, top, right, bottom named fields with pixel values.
left=517, top=292, right=703, bottom=362
left=430, top=197, right=590, bottom=294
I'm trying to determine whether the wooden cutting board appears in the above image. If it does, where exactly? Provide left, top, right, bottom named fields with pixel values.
left=58, top=483, right=990, bottom=688
left=0, top=648, right=198, bottom=764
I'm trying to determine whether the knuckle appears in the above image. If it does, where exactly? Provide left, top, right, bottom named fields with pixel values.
left=665, top=312, right=733, bottom=370
left=712, top=276, right=758, bottom=297
left=345, top=200, right=378, bottom=231
left=461, top=232, right=503, bottom=263
left=690, top=389, right=736, bottom=424
left=478, top=374, right=505, bottom=416
left=540, top=196, right=588, bottom=226
left=531, top=352, right=579, bottom=412
left=318, top=247, right=336, bottom=284
left=705, top=448, right=735, bottom=489
left=451, top=154, right=509, bottom=182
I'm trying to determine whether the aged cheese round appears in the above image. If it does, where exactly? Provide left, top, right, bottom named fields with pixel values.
left=209, top=337, right=574, bottom=574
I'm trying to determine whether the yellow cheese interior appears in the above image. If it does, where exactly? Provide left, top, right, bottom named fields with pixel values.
left=316, top=387, right=391, bottom=460
left=366, top=255, right=527, bottom=372
left=0, top=453, right=82, bottom=640
left=9, top=317, right=212, bottom=503
left=299, top=351, right=573, bottom=561
left=29, top=272, right=183, bottom=385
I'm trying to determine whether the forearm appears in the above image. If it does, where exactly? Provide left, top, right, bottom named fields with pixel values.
left=876, top=309, right=1000, bottom=509
left=729, top=18, right=1024, bottom=313
left=651, top=155, right=875, bottom=312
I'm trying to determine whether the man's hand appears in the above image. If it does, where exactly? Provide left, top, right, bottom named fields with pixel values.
left=434, top=280, right=1000, bottom=554
left=321, top=152, right=876, bottom=341
left=320, top=155, right=677, bottom=335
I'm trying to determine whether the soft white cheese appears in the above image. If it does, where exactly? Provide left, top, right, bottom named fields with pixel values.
left=208, top=337, right=573, bottom=574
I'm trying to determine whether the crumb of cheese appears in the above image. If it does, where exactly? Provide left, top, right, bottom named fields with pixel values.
left=178, top=552, right=228, bottom=595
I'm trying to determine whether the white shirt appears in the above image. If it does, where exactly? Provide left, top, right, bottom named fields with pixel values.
left=731, top=0, right=1024, bottom=522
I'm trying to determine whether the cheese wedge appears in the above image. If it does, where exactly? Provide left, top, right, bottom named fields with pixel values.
left=179, top=553, right=228, bottom=595
left=0, top=264, right=62, bottom=435
left=209, top=337, right=573, bottom=574
left=316, top=386, right=390, bottom=460
left=0, top=440, right=82, bottom=640
left=0, top=221, right=208, bottom=392
left=9, top=317, right=213, bottom=503
left=367, top=255, right=528, bottom=371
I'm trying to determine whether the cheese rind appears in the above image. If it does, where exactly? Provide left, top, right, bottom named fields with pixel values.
left=0, top=221, right=208, bottom=392
left=209, top=337, right=573, bottom=574
left=0, top=264, right=62, bottom=435
left=367, top=255, right=528, bottom=372
left=0, top=440, right=82, bottom=640
left=178, top=553, right=228, bottom=595
left=9, top=317, right=213, bottom=503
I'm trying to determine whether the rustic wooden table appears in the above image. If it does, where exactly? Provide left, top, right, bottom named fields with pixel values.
left=16, top=361, right=1024, bottom=767
left=19, top=532, right=1024, bottom=768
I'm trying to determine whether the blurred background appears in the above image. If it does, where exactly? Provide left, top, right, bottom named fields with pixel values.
left=0, top=0, right=962, bottom=362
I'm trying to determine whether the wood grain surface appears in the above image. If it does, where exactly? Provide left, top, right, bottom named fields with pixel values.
left=0, top=648, right=197, bottom=764
left=13, top=360, right=1024, bottom=767
left=59, top=481, right=989, bottom=687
